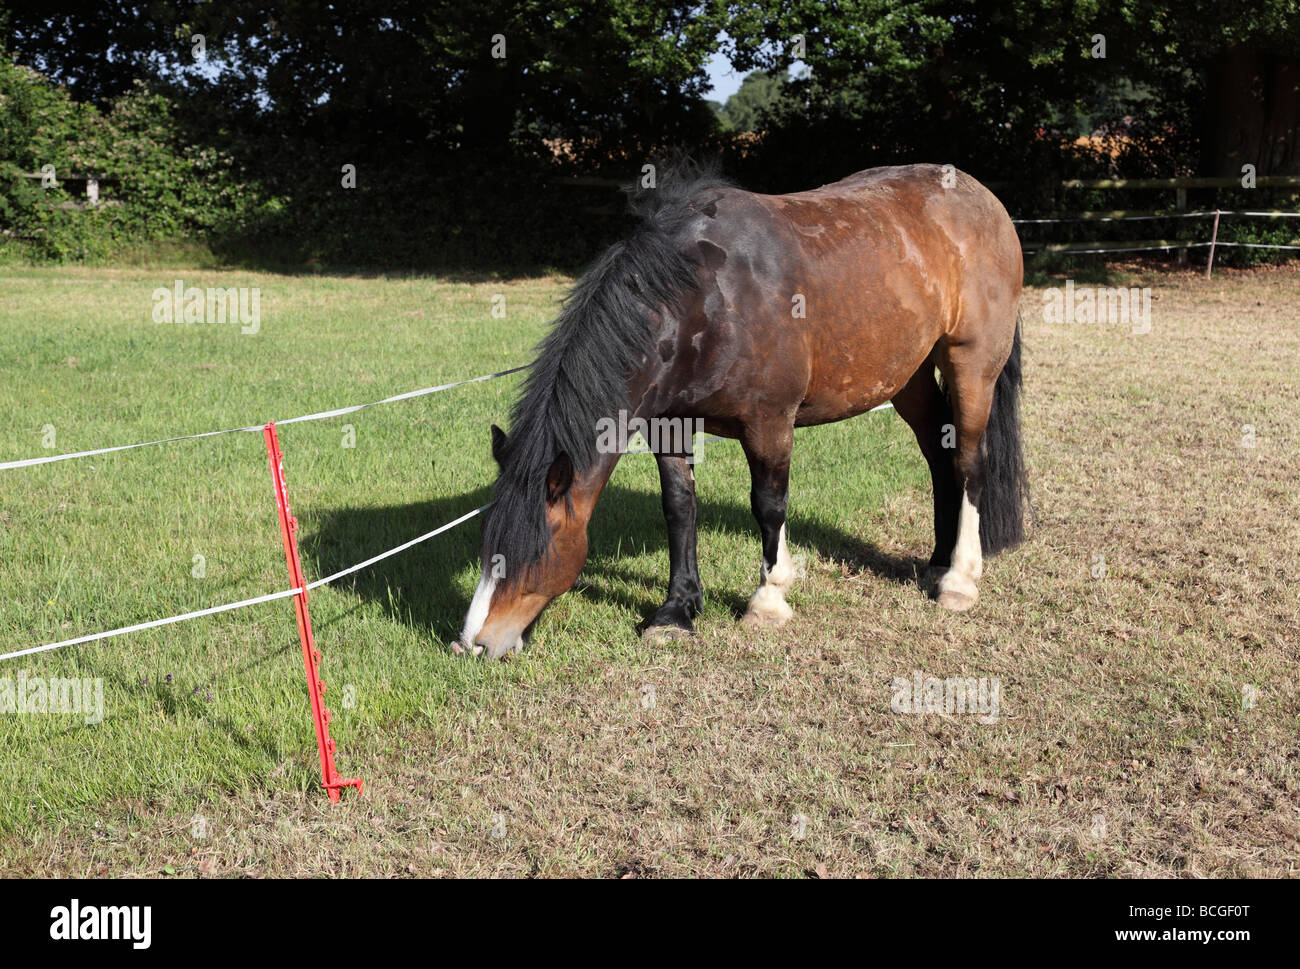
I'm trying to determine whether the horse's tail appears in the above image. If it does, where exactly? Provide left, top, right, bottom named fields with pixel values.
left=978, top=315, right=1030, bottom=555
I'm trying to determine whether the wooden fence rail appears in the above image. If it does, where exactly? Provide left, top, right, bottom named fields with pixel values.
left=1008, top=175, right=1300, bottom=266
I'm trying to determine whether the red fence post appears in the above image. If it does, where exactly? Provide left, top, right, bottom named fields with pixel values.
left=263, top=421, right=363, bottom=802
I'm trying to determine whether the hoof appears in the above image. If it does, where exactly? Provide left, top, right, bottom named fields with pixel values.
left=936, top=587, right=977, bottom=612
left=642, top=623, right=693, bottom=643
left=640, top=600, right=697, bottom=641
left=742, top=586, right=793, bottom=627
left=742, top=606, right=792, bottom=628
left=935, top=570, right=979, bottom=612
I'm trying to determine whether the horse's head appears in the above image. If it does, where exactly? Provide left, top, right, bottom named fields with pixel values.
left=456, top=425, right=596, bottom=660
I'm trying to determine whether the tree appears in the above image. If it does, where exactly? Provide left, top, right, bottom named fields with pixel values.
left=3, top=1, right=733, bottom=161
left=716, top=0, right=1300, bottom=181
left=717, top=69, right=787, bottom=132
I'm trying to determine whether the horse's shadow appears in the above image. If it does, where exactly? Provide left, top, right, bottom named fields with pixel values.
left=302, top=484, right=922, bottom=644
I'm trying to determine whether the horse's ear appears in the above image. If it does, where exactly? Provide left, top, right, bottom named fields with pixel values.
left=545, top=452, right=574, bottom=504
left=490, top=424, right=507, bottom=466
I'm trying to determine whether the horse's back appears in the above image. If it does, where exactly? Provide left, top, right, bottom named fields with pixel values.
left=672, top=165, right=1021, bottom=427
left=762, top=163, right=1019, bottom=272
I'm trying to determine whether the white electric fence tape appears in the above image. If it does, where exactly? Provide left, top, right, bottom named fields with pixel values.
left=0, top=366, right=530, bottom=660
left=0, top=587, right=305, bottom=662
left=1, top=402, right=899, bottom=661
left=0, top=365, right=528, bottom=472
left=0, top=504, right=495, bottom=663
left=303, top=504, right=489, bottom=592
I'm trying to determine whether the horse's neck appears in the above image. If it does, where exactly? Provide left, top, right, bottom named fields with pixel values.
left=571, top=447, right=622, bottom=521
left=572, top=378, right=657, bottom=510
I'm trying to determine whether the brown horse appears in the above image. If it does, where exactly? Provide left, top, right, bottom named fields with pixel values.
left=458, top=163, right=1027, bottom=659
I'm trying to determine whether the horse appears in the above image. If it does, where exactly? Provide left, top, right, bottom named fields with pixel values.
left=457, top=163, right=1027, bottom=660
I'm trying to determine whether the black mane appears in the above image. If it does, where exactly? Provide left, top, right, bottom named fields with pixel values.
left=481, top=162, right=731, bottom=574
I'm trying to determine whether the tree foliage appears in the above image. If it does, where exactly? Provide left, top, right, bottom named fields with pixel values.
left=2, top=1, right=1298, bottom=268
left=716, top=70, right=787, bottom=132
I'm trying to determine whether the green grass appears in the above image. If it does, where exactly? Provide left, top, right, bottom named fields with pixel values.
left=0, top=267, right=919, bottom=837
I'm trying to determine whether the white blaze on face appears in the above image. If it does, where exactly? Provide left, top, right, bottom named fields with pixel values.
left=460, top=569, right=498, bottom=650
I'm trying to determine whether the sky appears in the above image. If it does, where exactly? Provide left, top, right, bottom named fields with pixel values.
left=703, top=50, right=746, bottom=102
left=703, top=47, right=808, bottom=103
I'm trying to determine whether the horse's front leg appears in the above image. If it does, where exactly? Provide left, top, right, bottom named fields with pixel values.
left=640, top=452, right=703, bottom=640
left=741, top=421, right=796, bottom=627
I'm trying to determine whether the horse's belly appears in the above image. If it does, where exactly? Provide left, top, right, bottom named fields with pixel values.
left=794, top=311, right=939, bottom=426
left=795, top=369, right=910, bottom=426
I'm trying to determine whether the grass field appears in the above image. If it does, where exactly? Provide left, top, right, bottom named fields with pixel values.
left=0, top=263, right=1297, bottom=877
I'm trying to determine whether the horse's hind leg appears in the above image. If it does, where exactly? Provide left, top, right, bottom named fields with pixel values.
left=932, top=346, right=997, bottom=611
left=740, top=419, right=796, bottom=627
left=641, top=452, right=703, bottom=640
left=891, top=356, right=959, bottom=584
